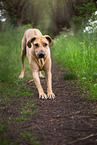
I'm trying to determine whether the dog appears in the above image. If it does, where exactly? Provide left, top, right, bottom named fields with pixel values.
left=19, top=29, right=55, bottom=99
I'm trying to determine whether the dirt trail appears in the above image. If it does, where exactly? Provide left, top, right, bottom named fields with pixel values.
left=1, top=62, right=97, bottom=145
left=28, top=62, right=97, bottom=145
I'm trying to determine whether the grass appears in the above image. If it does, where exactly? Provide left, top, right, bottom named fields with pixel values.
left=0, top=25, right=39, bottom=144
left=0, top=123, right=10, bottom=145
left=63, top=72, right=77, bottom=80
left=20, top=130, right=41, bottom=145
left=0, top=25, right=33, bottom=99
left=53, top=31, right=97, bottom=100
left=0, top=26, right=32, bottom=83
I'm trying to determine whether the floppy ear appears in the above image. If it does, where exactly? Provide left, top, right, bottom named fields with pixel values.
left=44, top=35, right=54, bottom=47
left=26, top=37, right=36, bottom=48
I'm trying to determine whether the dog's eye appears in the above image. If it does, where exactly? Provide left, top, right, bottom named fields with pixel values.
left=43, top=43, right=47, bottom=47
left=35, top=43, right=39, bottom=47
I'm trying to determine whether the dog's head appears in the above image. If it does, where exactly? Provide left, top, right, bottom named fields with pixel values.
left=27, top=35, right=54, bottom=58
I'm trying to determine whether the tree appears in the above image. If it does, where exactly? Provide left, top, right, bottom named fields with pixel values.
left=72, top=0, right=97, bottom=29
left=0, top=0, right=42, bottom=26
left=0, top=0, right=31, bottom=26
left=48, top=0, right=97, bottom=35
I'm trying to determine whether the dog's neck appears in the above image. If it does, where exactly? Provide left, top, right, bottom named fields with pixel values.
left=29, top=51, right=47, bottom=70
left=38, top=58, right=46, bottom=70
left=31, top=55, right=47, bottom=70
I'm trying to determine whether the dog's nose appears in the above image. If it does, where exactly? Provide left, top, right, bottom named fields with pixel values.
left=38, top=51, right=45, bottom=58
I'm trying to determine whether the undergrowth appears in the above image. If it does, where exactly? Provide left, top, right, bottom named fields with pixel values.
left=53, top=31, right=97, bottom=100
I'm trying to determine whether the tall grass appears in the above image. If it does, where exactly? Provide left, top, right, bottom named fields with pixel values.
left=53, top=31, right=97, bottom=100
left=0, top=25, right=31, bottom=84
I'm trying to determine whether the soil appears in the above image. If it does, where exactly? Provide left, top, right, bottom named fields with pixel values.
left=1, top=61, right=97, bottom=145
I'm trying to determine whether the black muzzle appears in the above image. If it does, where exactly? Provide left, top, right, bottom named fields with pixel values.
left=38, top=51, right=45, bottom=58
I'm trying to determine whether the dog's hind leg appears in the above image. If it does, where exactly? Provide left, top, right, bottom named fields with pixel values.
left=19, top=36, right=26, bottom=79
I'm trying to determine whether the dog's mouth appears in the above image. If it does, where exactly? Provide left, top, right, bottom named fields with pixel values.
left=38, top=51, right=46, bottom=58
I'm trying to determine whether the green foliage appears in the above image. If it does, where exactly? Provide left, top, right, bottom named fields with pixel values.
left=53, top=31, right=97, bottom=100
left=73, top=2, right=97, bottom=29
left=0, top=25, right=31, bottom=83
left=81, top=2, right=96, bottom=15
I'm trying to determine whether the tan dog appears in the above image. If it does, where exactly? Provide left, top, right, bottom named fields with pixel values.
left=19, top=29, right=55, bottom=99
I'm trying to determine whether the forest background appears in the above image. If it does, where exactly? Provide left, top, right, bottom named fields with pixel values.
left=0, top=0, right=97, bottom=35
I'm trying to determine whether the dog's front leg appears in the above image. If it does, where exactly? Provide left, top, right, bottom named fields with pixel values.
left=46, top=71, right=55, bottom=99
left=32, top=71, right=47, bottom=99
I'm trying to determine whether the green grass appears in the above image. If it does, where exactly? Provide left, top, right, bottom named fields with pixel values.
left=20, top=130, right=41, bottom=145
left=0, top=123, right=10, bottom=145
left=63, top=72, right=77, bottom=80
left=15, top=116, right=29, bottom=122
left=0, top=26, right=32, bottom=83
left=0, top=25, right=39, bottom=144
left=0, top=25, right=33, bottom=99
left=21, top=109, right=34, bottom=115
left=53, top=31, right=97, bottom=100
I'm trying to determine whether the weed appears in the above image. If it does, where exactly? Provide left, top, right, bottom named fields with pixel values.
left=21, top=108, right=38, bottom=115
left=66, top=81, right=72, bottom=85
left=21, top=109, right=32, bottom=115
left=20, top=130, right=41, bottom=145
left=15, top=116, right=29, bottom=122
left=32, top=109, right=39, bottom=114
left=26, top=100, right=37, bottom=108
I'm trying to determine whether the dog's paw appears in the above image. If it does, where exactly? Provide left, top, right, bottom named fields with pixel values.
left=19, top=74, right=24, bottom=79
left=39, top=93, right=47, bottom=99
left=47, top=92, right=55, bottom=99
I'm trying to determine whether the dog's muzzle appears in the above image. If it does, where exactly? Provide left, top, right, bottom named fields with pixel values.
left=38, top=51, right=46, bottom=58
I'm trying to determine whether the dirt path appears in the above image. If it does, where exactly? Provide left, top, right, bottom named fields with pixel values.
left=1, top=61, right=97, bottom=145
left=28, top=62, right=97, bottom=145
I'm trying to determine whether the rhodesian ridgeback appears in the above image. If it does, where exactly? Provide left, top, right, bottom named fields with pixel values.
left=19, top=29, right=55, bottom=99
